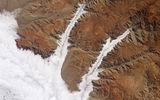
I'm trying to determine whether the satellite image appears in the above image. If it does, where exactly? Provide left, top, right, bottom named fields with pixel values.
left=0, top=0, right=159, bottom=100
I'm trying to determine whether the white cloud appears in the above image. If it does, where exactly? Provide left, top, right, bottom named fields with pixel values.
left=0, top=3, right=130, bottom=100
left=0, top=4, right=86, bottom=100
left=78, top=29, right=131, bottom=100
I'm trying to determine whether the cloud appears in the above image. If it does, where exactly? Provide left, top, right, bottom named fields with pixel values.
left=0, top=4, right=85, bottom=100
left=78, top=29, right=131, bottom=100
left=0, top=3, right=130, bottom=100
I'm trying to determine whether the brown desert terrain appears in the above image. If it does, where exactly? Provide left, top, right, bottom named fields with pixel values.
left=0, top=0, right=159, bottom=100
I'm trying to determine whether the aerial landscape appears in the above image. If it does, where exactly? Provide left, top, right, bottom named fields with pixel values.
left=0, top=0, right=159, bottom=100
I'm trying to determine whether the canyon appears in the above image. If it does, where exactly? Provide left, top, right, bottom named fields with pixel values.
left=0, top=0, right=160, bottom=100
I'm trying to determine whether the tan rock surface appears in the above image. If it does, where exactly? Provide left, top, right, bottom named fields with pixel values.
left=61, top=0, right=160, bottom=94
left=15, top=0, right=79, bottom=58
left=0, top=0, right=160, bottom=100
left=0, top=0, right=79, bottom=58
left=61, top=48, right=96, bottom=91
left=0, top=0, right=35, bottom=11
left=89, top=0, right=160, bottom=99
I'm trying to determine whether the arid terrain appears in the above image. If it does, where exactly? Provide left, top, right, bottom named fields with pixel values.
left=0, top=0, right=160, bottom=100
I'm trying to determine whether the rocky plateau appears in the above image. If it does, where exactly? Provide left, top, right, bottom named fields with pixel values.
left=0, top=0, right=160, bottom=100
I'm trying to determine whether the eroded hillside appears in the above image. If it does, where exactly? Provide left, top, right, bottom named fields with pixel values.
left=0, top=0, right=159, bottom=100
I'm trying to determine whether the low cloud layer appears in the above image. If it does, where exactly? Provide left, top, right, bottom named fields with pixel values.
left=0, top=3, right=130, bottom=100
left=0, top=4, right=85, bottom=100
